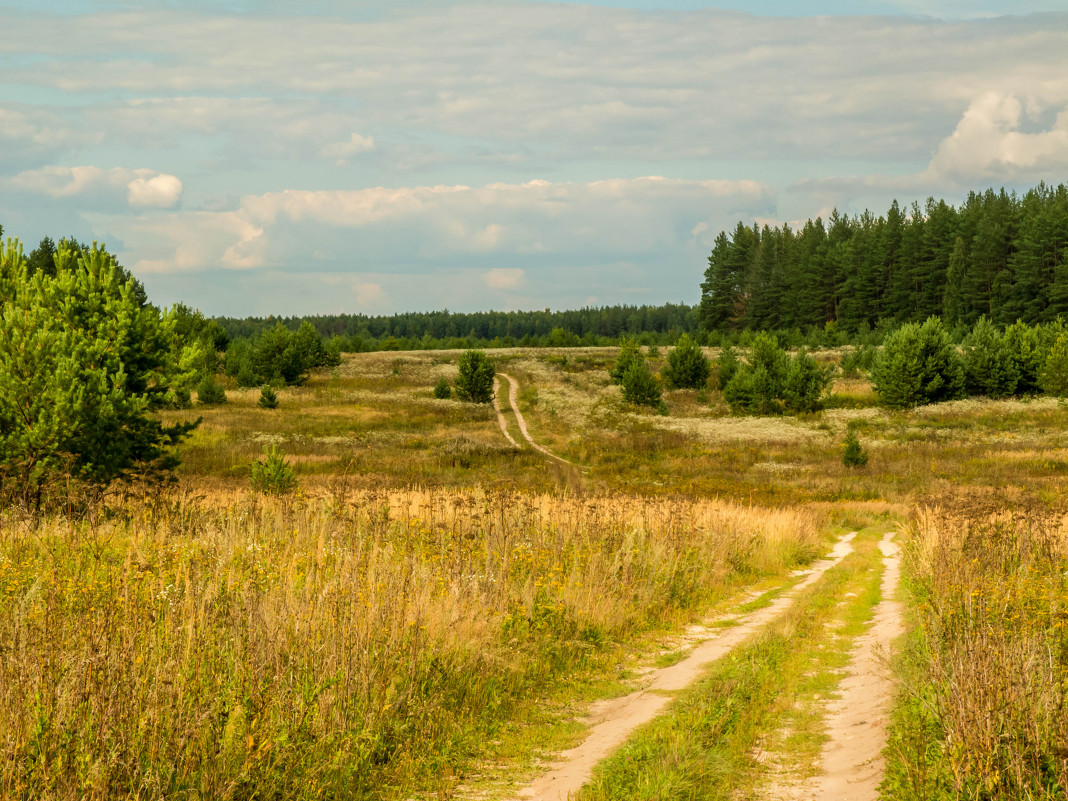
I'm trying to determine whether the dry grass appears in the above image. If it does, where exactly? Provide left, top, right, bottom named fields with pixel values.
left=0, top=487, right=823, bottom=800
left=885, top=502, right=1068, bottom=799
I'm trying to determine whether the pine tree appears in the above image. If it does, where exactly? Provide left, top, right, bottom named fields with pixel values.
left=663, top=334, right=711, bottom=389
left=962, top=317, right=1018, bottom=398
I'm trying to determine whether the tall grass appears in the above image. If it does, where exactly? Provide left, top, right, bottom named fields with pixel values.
left=0, top=487, right=821, bottom=800
left=885, top=504, right=1068, bottom=800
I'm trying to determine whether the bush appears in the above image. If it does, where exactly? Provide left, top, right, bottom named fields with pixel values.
left=783, top=349, right=832, bottom=413
left=839, top=343, right=876, bottom=378
left=663, top=334, right=711, bottom=389
left=620, top=359, right=663, bottom=408
left=717, top=345, right=740, bottom=391
left=1003, top=319, right=1043, bottom=394
left=454, top=350, right=495, bottom=403
left=962, top=317, right=1018, bottom=398
left=843, top=430, right=868, bottom=467
left=259, top=384, right=279, bottom=409
left=196, top=375, right=227, bottom=405
left=433, top=376, right=452, bottom=399
left=872, top=317, right=965, bottom=409
left=250, top=445, right=297, bottom=495
left=1040, top=333, right=1068, bottom=398
left=610, top=337, right=642, bottom=384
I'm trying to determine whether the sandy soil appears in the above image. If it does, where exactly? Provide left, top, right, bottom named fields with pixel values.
left=497, top=372, right=577, bottom=467
left=492, top=377, right=521, bottom=449
left=761, top=532, right=904, bottom=801
left=508, top=533, right=858, bottom=801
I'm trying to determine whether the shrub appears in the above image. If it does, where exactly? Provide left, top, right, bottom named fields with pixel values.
left=663, top=334, right=711, bottom=389
left=783, top=349, right=833, bottom=413
left=962, top=317, right=1018, bottom=398
left=196, top=375, right=227, bottom=405
left=433, top=376, right=452, bottom=399
left=1040, top=333, right=1068, bottom=398
left=454, top=350, right=495, bottom=403
left=839, top=343, right=876, bottom=378
left=842, top=430, right=868, bottom=467
left=620, top=360, right=663, bottom=408
left=250, top=445, right=297, bottom=495
left=723, top=367, right=757, bottom=413
left=717, top=345, right=740, bottom=391
left=610, top=337, right=642, bottom=384
left=259, top=384, right=279, bottom=409
left=1003, top=319, right=1043, bottom=394
left=872, top=317, right=965, bottom=409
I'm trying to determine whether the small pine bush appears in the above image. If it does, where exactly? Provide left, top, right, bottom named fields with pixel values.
left=197, top=375, right=227, bottom=405
left=1041, top=333, right=1068, bottom=398
left=454, top=350, right=495, bottom=403
left=962, top=317, right=1018, bottom=398
left=610, top=337, right=642, bottom=384
left=620, top=360, right=663, bottom=408
left=663, top=334, right=711, bottom=389
left=843, top=430, right=868, bottom=467
left=259, top=384, right=279, bottom=409
left=717, top=345, right=740, bottom=391
left=250, top=445, right=297, bottom=495
left=872, top=317, right=965, bottom=409
left=433, top=376, right=452, bottom=399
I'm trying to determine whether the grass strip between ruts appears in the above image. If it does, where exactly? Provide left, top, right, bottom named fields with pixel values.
left=574, top=526, right=889, bottom=801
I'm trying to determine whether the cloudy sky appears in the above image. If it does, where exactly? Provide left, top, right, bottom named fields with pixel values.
left=1, top=1, right=1067, bottom=317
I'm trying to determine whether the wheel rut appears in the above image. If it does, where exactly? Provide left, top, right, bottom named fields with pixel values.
left=508, top=532, right=858, bottom=801
left=495, top=372, right=576, bottom=467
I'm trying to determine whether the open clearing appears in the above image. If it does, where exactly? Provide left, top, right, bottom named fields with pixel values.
left=6, top=346, right=1068, bottom=801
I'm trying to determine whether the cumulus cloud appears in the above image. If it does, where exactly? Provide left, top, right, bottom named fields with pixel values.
left=484, top=267, right=524, bottom=289
left=321, top=133, right=376, bottom=164
left=8, top=165, right=183, bottom=208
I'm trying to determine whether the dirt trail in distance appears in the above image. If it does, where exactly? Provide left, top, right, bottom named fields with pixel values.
left=496, top=372, right=577, bottom=467
left=492, top=377, right=521, bottom=449
left=510, top=532, right=858, bottom=801
left=763, top=532, right=904, bottom=801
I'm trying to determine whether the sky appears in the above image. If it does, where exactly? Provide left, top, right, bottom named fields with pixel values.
left=1, top=1, right=1067, bottom=317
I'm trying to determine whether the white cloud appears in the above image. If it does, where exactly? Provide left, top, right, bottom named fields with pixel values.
left=8, top=165, right=183, bottom=208
left=484, top=267, right=524, bottom=289
left=321, top=133, right=376, bottom=164
left=352, top=281, right=387, bottom=310
left=927, top=91, right=1068, bottom=179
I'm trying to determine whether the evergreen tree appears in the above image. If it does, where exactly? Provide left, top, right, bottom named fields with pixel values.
left=1040, top=333, right=1068, bottom=398
left=455, top=350, right=495, bottom=403
left=620, top=359, right=663, bottom=408
left=663, top=334, right=711, bottom=389
left=1003, top=319, right=1043, bottom=395
left=962, top=317, right=1018, bottom=398
left=610, top=337, right=642, bottom=384
left=872, top=318, right=965, bottom=409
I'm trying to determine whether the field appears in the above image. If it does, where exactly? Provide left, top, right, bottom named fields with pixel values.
left=4, top=346, right=1068, bottom=800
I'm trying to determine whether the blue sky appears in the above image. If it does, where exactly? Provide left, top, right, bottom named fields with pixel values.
left=1, top=2, right=1066, bottom=316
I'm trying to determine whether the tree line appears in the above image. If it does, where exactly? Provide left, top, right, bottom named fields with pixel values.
left=700, top=182, right=1068, bottom=333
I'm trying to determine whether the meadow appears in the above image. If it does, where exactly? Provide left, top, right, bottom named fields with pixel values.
left=4, top=346, right=1068, bottom=799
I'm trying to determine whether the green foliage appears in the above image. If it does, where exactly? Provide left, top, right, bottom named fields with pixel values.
left=872, top=318, right=966, bottom=409
left=620, top=359, right=663, bottom=408
left=610, top=337, right=642, bottom=384
left=842, top=431, right=868, bottom=467
left=962, top=317, right=1018, bottom=398
left=1040, top=333, right=1068, bottom=398
left=196, top=375, right=227, bottom=405
left=663, top=334, right=711, bottom=389
left=839, top=343, right=876, bottom=378
left=250, top=445, right=297, bottom=495
left=454, top=350, right=495, bottom=403
left=259, top=384, right=279, bottom=409
left=225, top=320, right=340, bottom=387
left=722, top=334, right=829, bottom=415
left=1003, top=319, right=1043, bottom=394
left=717, top=345, right=740, bottom=390
left=432, top=376, right=452, bottom=400
left=783, top=349, right=833, bottom=413
left=0, top=238, right=198, bottom=507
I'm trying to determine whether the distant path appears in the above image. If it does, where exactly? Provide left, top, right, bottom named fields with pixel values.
left=496, top=372, right=576, bottom=467
left=492, top=377, right=520, bottom=449
left=511, top=533, right=858, bottom=801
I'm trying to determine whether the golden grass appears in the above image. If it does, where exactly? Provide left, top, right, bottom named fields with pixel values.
left=0, top=486, right=823, bottom=800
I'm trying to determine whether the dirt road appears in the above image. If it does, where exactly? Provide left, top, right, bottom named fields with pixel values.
left=492, top=377, right=521, bottom=449
left=511, top=532, right=858, bottom=801
left=496, top=372, right=576, bottom=467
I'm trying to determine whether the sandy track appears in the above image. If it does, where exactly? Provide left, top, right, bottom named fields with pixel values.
left=492, top=377, right=521, bottom=448
left=510, top=532, right=858, bottom=801
left=764, top=532, right=904, bottom=801
left=496, top=372, right=576, bottom=467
